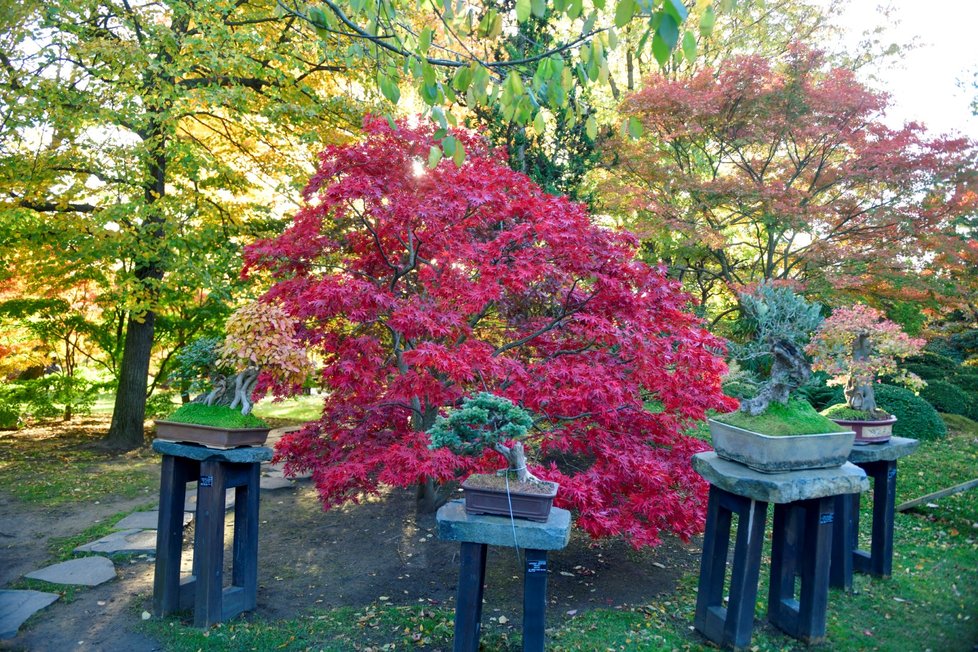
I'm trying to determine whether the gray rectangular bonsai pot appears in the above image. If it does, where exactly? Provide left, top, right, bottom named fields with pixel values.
left=708, top=419, right=856, bottom=474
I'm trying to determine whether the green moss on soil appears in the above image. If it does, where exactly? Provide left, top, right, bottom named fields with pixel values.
left=820, top=403, right=891, bottom=421
left=164, top=403, right=268, bottom=429
left=713, top=398, right=848, bottom=436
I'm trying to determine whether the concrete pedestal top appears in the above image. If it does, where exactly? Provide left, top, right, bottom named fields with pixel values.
left=848, top=436, right=919, bottom=463
left=152, top=439, right=273, bottom=463
left=692, top=452, right=868, bottom=504
left=436, top=500, right=571, bottom=550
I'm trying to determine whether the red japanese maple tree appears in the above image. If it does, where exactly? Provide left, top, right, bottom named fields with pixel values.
left=244, top=117, right=736, bottom=548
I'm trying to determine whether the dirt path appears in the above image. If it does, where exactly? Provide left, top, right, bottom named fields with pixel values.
left=0, top=427, right=701, bottom=651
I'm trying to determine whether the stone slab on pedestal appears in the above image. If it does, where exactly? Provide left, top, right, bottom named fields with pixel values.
left=114, top=511, right=192, bottom=530
left=848, top=437, right=919, bottom=463
left=74, top=529, right=158, bottom=555
left=436, top=500, right=571, bottom=550
left=692, top=452, right=868, bottom=504
left=152, top=439, right=273, bottom=463
left=0, top=590, right=59, bottom=639
left=25, top=557, right=116, bottom=587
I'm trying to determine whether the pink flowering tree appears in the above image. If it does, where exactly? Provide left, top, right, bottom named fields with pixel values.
left=806, top=305, right=925, bottom=414
left=242, top=117, right=737, bottom=548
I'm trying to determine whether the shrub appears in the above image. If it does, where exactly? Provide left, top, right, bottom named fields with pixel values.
left=919, top=380, right=970, bottom=417
left=830, top=384, right=946, bottom=440
left=924, top=337, right=964, bottom=363
left=796, top=382, right=838, bottom=412
left=901, top=351, right=959, bottom=381
left=145, top=392, right=180, bottom=419
left=951, top=369, right=978, bottom=393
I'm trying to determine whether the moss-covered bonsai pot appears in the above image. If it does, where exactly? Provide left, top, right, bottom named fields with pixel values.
left=428, top=392, right=557, bottom=522
left=710, top=284, right=854, bottom=473
left=818, top=404, right=896, bottom=445
left=155, top=403, right=270, bottom=449
left=709, top=399, right=854, bottom=473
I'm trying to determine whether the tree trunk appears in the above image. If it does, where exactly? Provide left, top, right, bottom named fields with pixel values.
left=843, top=333, right=877, bottom=412
left=416, top=478, right=452, bottom=513
left=103, top=309, right=156, bottom=449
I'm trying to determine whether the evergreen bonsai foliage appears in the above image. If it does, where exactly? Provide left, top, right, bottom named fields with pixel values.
left=428, top=393, right=543, bottom=485
left=807, top=304, right=925, bottom=418
left=729, top=283, right=823, bottom=416
left=245, top=117, right=735, bottom=548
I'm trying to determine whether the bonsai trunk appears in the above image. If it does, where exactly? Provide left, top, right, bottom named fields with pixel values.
left=739, top=339, right=811, bottom=416
left=844, top=333, right=878, bottom=412
left=494, top=441, right=541, bottom=484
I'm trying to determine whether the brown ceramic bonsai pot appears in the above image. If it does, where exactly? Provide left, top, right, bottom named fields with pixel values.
left=461, top=473, right=558, bottom=522
left=827, top=415, right=896, bottom=445
left=154, top=420, right=271, bottom=449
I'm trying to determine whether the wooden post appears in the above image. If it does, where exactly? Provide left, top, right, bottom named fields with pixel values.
left=452, top=542, right=487, bottom=652
left=522, top=549, right=548, bottom=652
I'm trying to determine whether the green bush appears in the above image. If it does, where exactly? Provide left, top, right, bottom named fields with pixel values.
left=923, top=337, right=963, bottom=362
left=722, top=379, right=758, bottom=399
left=829, top=384, right=947, bottom=441
left=919, top=380, right=971, bottom=417
left=901, top=351, right=959, bottom=381
left=952, top=369, right=978, bottom=393
left=797, top=383, right=838, bottom=412
left=145, top=392, right=180, bottom=419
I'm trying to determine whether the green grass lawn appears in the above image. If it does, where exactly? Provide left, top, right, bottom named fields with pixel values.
left=141, top=414, right=978, bottom=651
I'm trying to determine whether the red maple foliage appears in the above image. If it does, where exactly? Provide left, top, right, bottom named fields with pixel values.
left=603, top=46, right=977, bottom=312
left=244, top=117, right=737, bottom=548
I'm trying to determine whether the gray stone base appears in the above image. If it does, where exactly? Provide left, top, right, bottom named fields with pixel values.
left=25, top=557, right=116, bottom=587
left=74, top=529, right=157, bottom=555
left=0, top=589, right=59, bottom=639
left=436, top=500, right=572, bottom=550
left=114, top=511, right=192, bottom=530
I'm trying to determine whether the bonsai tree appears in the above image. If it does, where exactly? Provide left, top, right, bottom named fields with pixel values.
left=428, top=392, right=542, bottom=485
left=732, top=283, right=823, bottom=416
left=806, top=304, right=925, bottom=417
left=166, top=301, right=312, bottom=423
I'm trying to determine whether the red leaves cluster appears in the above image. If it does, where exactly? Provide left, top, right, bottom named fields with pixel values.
left=244, top=117, right=736, bottom=548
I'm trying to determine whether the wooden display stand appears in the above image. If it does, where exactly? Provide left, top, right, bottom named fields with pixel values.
left=151, top=440, right=273, bottom=627
left=691, top=453, right=868, bottom=649
left=436, top=500, right=571, bottom=652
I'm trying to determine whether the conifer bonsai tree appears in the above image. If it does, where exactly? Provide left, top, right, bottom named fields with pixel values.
left=713, top=283, right=842, bottom=436
left=428, top=392, right=545, bottom=486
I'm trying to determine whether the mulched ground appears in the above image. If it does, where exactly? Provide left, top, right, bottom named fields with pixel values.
left=0, top=416, right=702, bottom=651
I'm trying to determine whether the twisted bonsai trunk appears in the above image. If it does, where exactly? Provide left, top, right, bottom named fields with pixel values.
left=493, top=441, right=542, bottom=484
left=739, top=339, right=811, bottom=416
left=843, top=333, right=877, bottom=412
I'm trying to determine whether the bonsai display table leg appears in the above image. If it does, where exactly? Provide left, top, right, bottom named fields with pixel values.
left=693, top=486, right=768, bottom=650
left=450, top=543, right=550, bottom=652
left=152, top=442, right=269, bottom=627
left=768, top=497, right=835, bottom=643
left=830, top=458, right=900, bottom=589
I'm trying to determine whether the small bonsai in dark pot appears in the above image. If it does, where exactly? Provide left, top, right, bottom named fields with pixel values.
left=710, top=284, right=854, bottom=473
left=428, top=392, right=557, bottom=522
left=807, top=305, right=925, bottom=445
left=156, top=302, right=312, bottom=449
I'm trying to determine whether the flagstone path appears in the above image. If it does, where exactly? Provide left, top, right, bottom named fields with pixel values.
left=0, top=427, right=305, bottom=641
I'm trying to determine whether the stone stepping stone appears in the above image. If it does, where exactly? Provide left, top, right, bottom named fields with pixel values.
left=25, top=557, right=116, bottom=587
left=259, top=476, right=294, bottom=491
left=184, top=487, right=235, bottom=512
left=0, top=589, right=59, bottom=639
left=114, top=511, right=192, bottom=531
left=263, top=461, right=312, bottom=480
left=74, top=529, right=157, bottom=555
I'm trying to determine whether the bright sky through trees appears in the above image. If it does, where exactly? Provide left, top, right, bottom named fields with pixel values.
left=823, top=0, right=978, bottom=139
